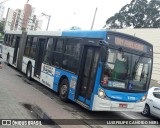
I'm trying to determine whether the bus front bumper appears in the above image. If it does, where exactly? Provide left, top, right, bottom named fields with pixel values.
left=92, top=95, right=145, bottom=112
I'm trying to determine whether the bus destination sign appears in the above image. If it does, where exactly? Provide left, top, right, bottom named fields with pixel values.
left=115, top=37, right=145, bottom=52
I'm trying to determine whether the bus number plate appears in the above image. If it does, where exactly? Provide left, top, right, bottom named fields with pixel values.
left=119, top=103, right=128, bottom=108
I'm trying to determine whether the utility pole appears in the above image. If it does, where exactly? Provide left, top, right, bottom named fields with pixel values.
left=41, top=12, right=51, bottom=30
left=91, top=7, right=97, bottom=30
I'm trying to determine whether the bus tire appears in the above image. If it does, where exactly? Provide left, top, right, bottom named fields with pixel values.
left=26, top=64, right=32, bottom=80
left=59, top=79, right=69, bottom=102
left=142, top=104, right=150, bottom=116
left=6, top=54, right=10, bottom=65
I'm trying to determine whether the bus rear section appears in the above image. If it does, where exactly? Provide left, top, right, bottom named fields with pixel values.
left=2, top=31, right=22, bottom=68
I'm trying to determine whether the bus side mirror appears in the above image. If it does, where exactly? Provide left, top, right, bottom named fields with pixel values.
left=100, top=46, right=107, bottom=63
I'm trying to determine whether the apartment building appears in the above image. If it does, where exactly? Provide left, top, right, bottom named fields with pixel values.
left=0, top=3, right=5, bottom=21
left=4, top=3, right=42, bottom=31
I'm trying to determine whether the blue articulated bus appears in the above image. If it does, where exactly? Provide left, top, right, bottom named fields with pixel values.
left=3, top=30, right=153, bottom=111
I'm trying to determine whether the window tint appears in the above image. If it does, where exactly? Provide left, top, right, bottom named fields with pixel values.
left=46, top=38, right=54, bottom=51
left=65, top=42, right=76, bottom=55
left=153, top=92, right=160, bottom=99
left=84, top=49, right=93, bottom=77
left=4, top=34, right=8, bottom=44
left=44, top=38, right=57, bottom=65
left=11, top=36, right=16, bottom=47
left=87, top=49, right=99, bottom=99
left=62, top=39, right=81, bottom=73
left=24, top=37, right=33, bottom=57
left=75, top=43, right=81, bottom=58
left=56, top=39, right=63, bottom=52
left=44, top=51, right=52, bottom=65
left=9, top=35, right=14, bottom=46
left=65, top=39, right=81, bottom=58
left=30, top=40, right=37, bottom=59
left=154, top=88, right=160, bottom=91
left=6, top=34, right=10, bottom=45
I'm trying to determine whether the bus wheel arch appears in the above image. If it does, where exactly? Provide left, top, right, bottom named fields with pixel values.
left=26, top=61, right=32, bottom=80
left=58, top=76, right=69, bottom=102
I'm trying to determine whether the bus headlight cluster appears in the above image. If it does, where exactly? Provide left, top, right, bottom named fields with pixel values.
left=98, top=88, right=106, bottom=99
left=137, top=94, right=147, bottom=102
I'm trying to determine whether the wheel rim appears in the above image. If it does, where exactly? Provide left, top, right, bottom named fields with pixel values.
left=61, top=84, right=68, bottom=96
left=143, top=105, right=149, bottom=115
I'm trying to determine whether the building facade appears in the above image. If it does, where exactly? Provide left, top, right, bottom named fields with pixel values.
left=111, top=29, right=160, bottom=81
left=0, top=3, right=5, bottom=21
left=4, top=4, right=42, bottom=31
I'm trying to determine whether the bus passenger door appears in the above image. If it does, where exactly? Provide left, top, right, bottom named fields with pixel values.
left=34, top=38, right=47, bottom=78
left=13, top=36, right=20, bottom=65
left=77, top=46, right=99, bottom=106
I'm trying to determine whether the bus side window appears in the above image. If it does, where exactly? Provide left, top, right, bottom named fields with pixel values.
left=11, top=36, right=16, bottom=47
left=30, top=37, right=37, bottom=59
left=4, top=34, right=8, bottom=45
left=53, top=38, right=64, bottom=67
left=9, top=35, right=14, bottom=47
left=62, top=38, right=81, bottom=74
left=24, top=37, right=33, bottom=57
left=6, top=34, right=10, bottom=46
left=44, top=38, right=55, bottom=65
left=55, top=39, right=63, bottom=52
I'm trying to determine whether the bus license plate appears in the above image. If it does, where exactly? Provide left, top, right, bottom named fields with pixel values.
left=119, top=103, right=128, bottom=108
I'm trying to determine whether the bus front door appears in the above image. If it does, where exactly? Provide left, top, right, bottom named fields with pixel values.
left=13, top=36, right=20, bottom=65
left=34, top=38, right=46, bottom=78
left=77, top=46, right=99, bottom=106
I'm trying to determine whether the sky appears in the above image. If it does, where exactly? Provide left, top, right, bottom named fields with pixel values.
left=1, top=0, right=132, bottom=30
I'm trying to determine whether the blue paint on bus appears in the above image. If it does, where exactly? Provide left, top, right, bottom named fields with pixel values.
left=62, top=31, right=107, bottom=40
left=78, top=95, right=85, bottom=102
left=104, top=89, right=146, bottom=102
left=53, top=68, right=78, bottom=102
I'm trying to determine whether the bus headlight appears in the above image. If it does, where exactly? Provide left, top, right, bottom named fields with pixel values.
left=137, top=94, right=147, bottom=102
left=98, top=88, right=106, bottom=99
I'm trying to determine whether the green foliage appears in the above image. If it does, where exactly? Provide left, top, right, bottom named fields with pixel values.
left=0, top=21, right=4, bottom=33
left=105, top=0, right=160, bottom=28
left=21, top=27, right=26, bottom=32
left=0, top=21, right=4, bottom=40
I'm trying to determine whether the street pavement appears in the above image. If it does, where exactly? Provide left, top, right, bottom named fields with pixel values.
left=0, top=58, right=159, bottom=128
left=0, top=59, right=87, bottom=128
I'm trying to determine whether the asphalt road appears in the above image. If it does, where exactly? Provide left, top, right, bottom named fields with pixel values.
left=0, top=59, right=159, bottom=128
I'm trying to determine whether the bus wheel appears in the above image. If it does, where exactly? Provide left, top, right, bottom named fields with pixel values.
left=26, top=64, right=32, bottom=80
left=142, top=104, right=150, bottom=116
left=6, top=54, right=10, bottom=65
left=59, top=79, right=69, bottom=102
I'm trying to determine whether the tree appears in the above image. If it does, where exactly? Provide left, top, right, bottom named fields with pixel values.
left=0, top=21, right=5, bottom=40
left=105, top=0, right=160, bottom=29
left=21, top=27, right=26, bottom=32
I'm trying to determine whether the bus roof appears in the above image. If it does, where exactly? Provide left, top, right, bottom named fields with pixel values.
left=62, top=30, right=107, bottom=40
left=3, top=30, right=153, bottom=47
left=27, top=31, right=62, bottom=36
left=5, top=31, right=22, bottom=35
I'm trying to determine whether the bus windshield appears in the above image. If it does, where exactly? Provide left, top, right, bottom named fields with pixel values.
left=101, top=49, right=152, bottom=92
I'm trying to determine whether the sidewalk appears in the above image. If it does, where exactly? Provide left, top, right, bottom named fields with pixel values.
left=0, top=60, right=50, bottom=128
left=0, top=59, right=88, bottom=128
